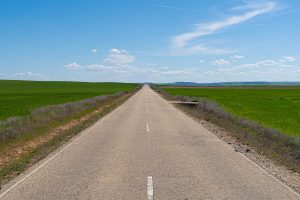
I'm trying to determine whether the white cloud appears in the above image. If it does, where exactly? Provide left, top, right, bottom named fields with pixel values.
left=198, top=60, right=205, bottom=63
left=212, top=59, right=230, bottom=66
left=145, top=63, right=156, bottom=67
left=229, top=1, right=276, bottom=11
left=64, top=62, right=81, bottom=70
left=16, top=72, right=42, bottom=77
left=85, top=64, right=112, bottom=71
left=64, top=49, right=137, bottom=75
left=169, top=44, right=233, bottom=56
left=91, top=49, right=98, bottom=53
left=104, top=48, right=135, bottom=65
left=161, top=70, right=192, bottom=75
left=171, top=2, right=275, bottom=55
left=202, top=55, right=300, bottom=82
left=85, top=63, right=141, bottom=74
left=231, top=55, right=244, bottom=60
left=279, top=56, right=296, bottom=62
left=237, top=59, right=291, bottom=69
left=160, top=66, right=170, bottom=70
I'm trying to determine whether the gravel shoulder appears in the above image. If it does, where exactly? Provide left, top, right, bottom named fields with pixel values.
left=174, top=103, right=300, bottom=194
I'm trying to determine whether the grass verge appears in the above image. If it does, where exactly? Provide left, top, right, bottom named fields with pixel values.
left=162, top=86, right=300, bottom=137
left=0, top=88, right=139, bottom=187
left=153, top=86, right=300, bottom=173
left=0, top=80, right=138, bottom=120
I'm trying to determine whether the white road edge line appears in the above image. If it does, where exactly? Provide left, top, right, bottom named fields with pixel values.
left=210, top=132, right=300, bottom=197
left=147, top=176, right=153, bottom=200
left=237, top=148, right=300, bottom=197
left=196, top=122, right=300, bottom=198
left=0, top=117, right=103, bottom=199
left=166, top=96, right=300, bottom=198
left=146, top=123, right=150, bottom=132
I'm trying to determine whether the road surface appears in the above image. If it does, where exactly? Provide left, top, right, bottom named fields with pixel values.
left=0, top=85, right=299, bottom=199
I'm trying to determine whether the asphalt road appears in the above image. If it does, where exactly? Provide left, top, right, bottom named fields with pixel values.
left=0, top=85, right=299, bottom=200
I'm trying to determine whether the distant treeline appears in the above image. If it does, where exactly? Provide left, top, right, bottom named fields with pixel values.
left=159, top=81, right=300, bottom=87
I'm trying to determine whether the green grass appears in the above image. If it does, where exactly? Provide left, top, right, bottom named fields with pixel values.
left=163, top=86, right=300, bottom=137
left=0, top=90, right=133, bottom=185
left=0, top=80, right=138, bottom=120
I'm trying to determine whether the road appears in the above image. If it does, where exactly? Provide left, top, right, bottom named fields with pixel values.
left=0, top=85, right=299, bottom=199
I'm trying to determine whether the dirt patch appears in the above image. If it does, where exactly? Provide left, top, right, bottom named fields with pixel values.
left=0, top=89, right=138, bottom=186
left=0, top=105, right=107, bottom=169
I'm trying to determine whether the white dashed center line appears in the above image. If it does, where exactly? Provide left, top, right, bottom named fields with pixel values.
left=147, top=176, right=153, bottom=200
left=146, top=123, right=150, bottom=132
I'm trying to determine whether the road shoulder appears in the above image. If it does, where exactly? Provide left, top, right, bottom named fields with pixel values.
left=155, top=89, right=300, bottom=195
left=0, top=90, right=138, bottom=188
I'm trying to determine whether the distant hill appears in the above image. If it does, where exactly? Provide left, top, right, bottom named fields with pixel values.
left=158, top=81, right=300, bottom=86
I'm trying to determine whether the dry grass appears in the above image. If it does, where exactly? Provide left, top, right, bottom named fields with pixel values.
left=0, top=88, right=139, bottom=186
left=155, top=87, right=300, bottom=172
left=0, top=92, right=125, bottom=142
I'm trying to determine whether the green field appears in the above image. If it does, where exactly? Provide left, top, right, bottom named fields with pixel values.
left=0, top=80, right=138, bottom=120
left=163, top=87, right=300, bottom=137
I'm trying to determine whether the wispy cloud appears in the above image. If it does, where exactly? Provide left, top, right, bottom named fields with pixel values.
left=237, top=59, right=292, bottom=69
left=154, top=4, right=215, bottom=15
left=155, top=4, right=197, bottom=12
left=161, top=70, right=192, bottom=75
left=231, top=55, right=244, bottom=60
left=65, top=49, right=138, bottom=74
left=279, top=56, right=296, bottom=62
left=85, top=64, right=140, bottom=74
left=85, top=64, right=110, bottom=71
left=16, top=72, right=43, bottom=78
left=171, top=1, right=276, bottom=55
left=64, top=62, right=81, bottom=70
left=104, top=48, right=135, bottom=65
left=212, top=59, right=230, bottom=66
left=205, top=56, right=299, bottom=79
left=91, top=48, right=98, bottom=53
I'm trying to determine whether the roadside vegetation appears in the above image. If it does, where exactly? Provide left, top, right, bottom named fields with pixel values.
left=0, top=80, right=139, bottom=185
left=162, top=86, right=300, bottom=137
left=154, top=86, right=300, bottom=172
left=0, top=80, right=137, bottom=120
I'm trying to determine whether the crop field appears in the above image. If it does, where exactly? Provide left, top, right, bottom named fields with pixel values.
left=0, top=80, right=138, bottom=120
left=163, top=86, right=300, bottom=137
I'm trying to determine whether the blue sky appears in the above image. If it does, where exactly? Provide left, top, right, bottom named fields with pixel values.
left=0, top=0, right=300, bottom=83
